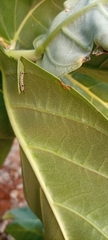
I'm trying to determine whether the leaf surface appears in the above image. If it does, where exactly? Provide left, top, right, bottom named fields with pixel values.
left=0, top=48, right=108, bottom=239
left=34, top=0, right=108, bottom=77
left=0, top=0, right=63, bottom=49
left=1, top=0, right=108, bottom=120
left=62, top=58, right=108, bottom=119
left=0, top=1, right=108, bottom=239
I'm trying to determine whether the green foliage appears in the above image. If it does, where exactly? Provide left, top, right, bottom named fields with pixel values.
left=0, top=0, right=108, bottom=239
left=0, top=71, right=14, bottom=166
left=0, top=0, right=63, bottom=49
left=3, top=206, right=44, bottom=240
left=34, top=0, right=108, bottom=77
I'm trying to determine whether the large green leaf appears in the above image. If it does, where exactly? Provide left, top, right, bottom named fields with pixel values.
left=0, top=71, right=14, bottom=166
left=1, top=0, right=108, bottom=119
left=0, top=46, right=108, bottom=239
left=0, top=1, right=108, bottom=239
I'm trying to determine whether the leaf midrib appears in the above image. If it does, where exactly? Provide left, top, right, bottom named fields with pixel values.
left=54, top=201, right=108, bottom=239
left=36, top=0, right=108, bottom=54
left=13, top=0, right=46, bottom=43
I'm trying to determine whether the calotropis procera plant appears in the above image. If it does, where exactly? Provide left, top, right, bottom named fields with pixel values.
left=0, top=0, right=108, bottom=239
left=6, top=0, right=108, bottom=77
left=34, top=0, right=108, bottom=77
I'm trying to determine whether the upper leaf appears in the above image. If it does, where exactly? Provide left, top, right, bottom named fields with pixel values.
left=0, top=0, right=63, bottom=49
left=33, top=0, right=108, bottom=77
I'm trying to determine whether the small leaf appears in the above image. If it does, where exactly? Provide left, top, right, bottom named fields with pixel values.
left=4, top=207, right=44, bottom=240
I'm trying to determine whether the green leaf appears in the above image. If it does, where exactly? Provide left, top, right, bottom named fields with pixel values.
left=0, top=46, right=108, bottom=239
left=0, top=71, right=14, bottom=166
left=61, top=48, right=108, bottom=119
left=62, top=65, right=108, bottom=119
left=1, top=0, right=107, bottom=120
left=0, top=0, right=63, bottom=49
left=34, top=0, right=108, bottom=77
left=0, top=1, right=108, bottom=239
left=4, top=206, right=44, bottom=240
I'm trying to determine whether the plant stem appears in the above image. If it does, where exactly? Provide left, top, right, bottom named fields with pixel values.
left=5, top=49, right=41, bottom=62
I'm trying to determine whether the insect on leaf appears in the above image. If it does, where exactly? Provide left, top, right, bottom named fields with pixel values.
left=17, top=59, right=25, bottom=94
